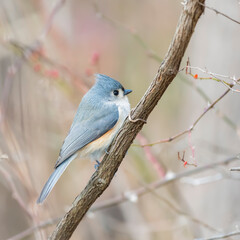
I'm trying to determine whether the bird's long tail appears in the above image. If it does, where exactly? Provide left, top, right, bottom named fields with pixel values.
left=37, top=153, right=77, bottom=204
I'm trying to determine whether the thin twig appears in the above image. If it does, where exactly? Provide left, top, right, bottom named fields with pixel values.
left=90, top=155, right=239, bottom=212
left=8, top=155, right=239, bottom=240
left=93, top=1, right=162, bottom=62
left=230, top=167, right=240, bottom=171
left=124, top=167, right=219, bottom=233
left=195, top=230, right=240, bottom=240
left=6, top=41, right=89, bottom=95
left=39, top=0, right=67, bottom=41
left=49, top=1, right=206, bottom=238
left=0, top=165, right=33, bottom=219
left=181, top=65, right=240, bottom=92
left=1, top=0, right=68, bottom=121
left=0, top=1, right=69, bottom=239
left=137, top=88, right=231, bottom=147
left=6, top=217, right=61, bottom=240
left=136, top=134, right=165, bottom=177
left=93, top=1, right=238, bottom=132
left=142, top=183, right=218, bottom=233
left=0, top=58, right=24, bottom=124
left=178, top=151, right=197, bottom=167
left=197, top=1, right=240, bottom=25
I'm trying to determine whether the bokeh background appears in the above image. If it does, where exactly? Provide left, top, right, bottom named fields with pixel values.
left=0, top=0, right=240, bottom=239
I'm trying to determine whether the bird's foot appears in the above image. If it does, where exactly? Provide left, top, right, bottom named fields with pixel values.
left=94, top=160, right=101, bottom=169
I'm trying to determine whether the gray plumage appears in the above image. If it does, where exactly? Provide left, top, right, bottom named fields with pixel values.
left=55, top=104, right=119, bottom=167
left=37, top=74, right=131, bottom=204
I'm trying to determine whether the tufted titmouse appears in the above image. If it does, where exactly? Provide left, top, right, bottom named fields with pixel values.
left=37, top=74, right=132, bottom=203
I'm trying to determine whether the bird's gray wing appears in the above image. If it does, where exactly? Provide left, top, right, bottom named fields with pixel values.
left=37, top=104, right=119, bottom=204
left=55, top=104, right=119, bottom=168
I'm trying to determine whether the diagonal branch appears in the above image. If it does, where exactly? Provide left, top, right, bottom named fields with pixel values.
left=39, top=0, right=67, bottom=41
left=195, top=230, right=240, bottom=240
left=49, top=1, right=205, bottom=239
left=197, top=1, right=240, bottom=25
left=139, top=87, right=231, bottom=147
left=8, top=155, right=239, bottom=240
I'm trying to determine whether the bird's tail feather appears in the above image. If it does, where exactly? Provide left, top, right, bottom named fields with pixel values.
left=37, top=154, right=77, bottom=204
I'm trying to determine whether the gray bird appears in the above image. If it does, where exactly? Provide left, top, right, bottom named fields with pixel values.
left=37, top=74, right=132, bottom=203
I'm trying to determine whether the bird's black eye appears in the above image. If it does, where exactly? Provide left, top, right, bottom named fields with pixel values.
left=113, top=90, right=119, bottom=96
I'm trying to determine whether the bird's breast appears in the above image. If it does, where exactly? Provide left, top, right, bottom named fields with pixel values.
left=78, top=100, right=130, bottom=160
left=78, top=120, right=123, bottom=160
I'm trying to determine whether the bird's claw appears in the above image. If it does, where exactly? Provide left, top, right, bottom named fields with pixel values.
left=94, top=160, right=101, bottom=169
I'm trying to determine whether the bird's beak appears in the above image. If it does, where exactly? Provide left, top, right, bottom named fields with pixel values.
left=124, top=89, right=132, bottom=95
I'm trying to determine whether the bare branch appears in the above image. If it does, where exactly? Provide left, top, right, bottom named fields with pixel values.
left=141, top=183, right=218, bottom=233
left=230, top=167, right=240, bottom=171
left=197, top=1, right=240, bottom=25
left=93, top=1, right=164, bottom=63
left=39, top=0, right=67, bottom=42
left=136, top=134, right=165, bottom=177
left=0, top=164, right=33, bottom=219
left=138, top=88, right=231, bottom=147
left=9, top=155, right=239, bottom=240
left=94, top=1, right=239, bottom=130
left=6, top=218, right=60, bottom=240
left=195, top=230, right=240, bottom=240
left=181, top=65, right=240, bottom=92
left=1, top=0, right=68, bottom=123
left=49, top=1, right=206, bottom=239
left=91, top=155, right=239, bottom=212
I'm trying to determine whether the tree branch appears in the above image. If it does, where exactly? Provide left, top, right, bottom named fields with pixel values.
left=49, top=1, right=205, bottom=239
left=197, top=1, right=240, bottom=25
left=91, top=155, right=239, bottom=212
left=137, top=87, right=231, bottom=147
left=8, top=155, right=239, bottom=240
left=195, top=230, right=240, bottom=240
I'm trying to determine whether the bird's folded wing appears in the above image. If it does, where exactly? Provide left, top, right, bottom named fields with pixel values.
left=55, top=105, right=119, bottom=168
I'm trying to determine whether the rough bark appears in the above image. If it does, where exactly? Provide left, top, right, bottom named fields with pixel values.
left=49, top=1, right=205, bottom=239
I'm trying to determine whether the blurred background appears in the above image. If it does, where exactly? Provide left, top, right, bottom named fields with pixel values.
left=0, top=0, right=240, bottom=239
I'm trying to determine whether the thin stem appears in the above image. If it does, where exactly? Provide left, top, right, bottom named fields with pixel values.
left=8, top=155, right=239, bottom=240
left=195, top=230, right=240, bottom=240
left=137, top=88, right=230, bottom=147
left=197, top=1, right=240, bottom=25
